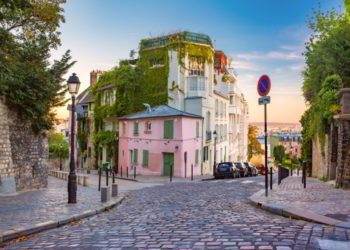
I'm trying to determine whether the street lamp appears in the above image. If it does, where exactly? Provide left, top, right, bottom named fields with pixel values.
left=213, top=130, right=217, bottom=176
left=67, top=73, right=81, bottom=204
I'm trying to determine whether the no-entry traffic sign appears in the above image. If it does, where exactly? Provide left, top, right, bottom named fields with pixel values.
left=257, top=75, right=271, bottom=96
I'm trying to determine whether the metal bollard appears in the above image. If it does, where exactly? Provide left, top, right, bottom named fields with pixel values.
left=127, top=166, right=129, bottom=178
left=170, top=164, right=173, bottom=182
left=201, top=163, right=203, bottom=176
left=134, top=165, right=136, bottom=179
left=98, top=168, right=101, bottom=191
left=112, top=168, right=115, bottom=184
left=191, top=164, right=193, bottom=181
left=121, top=166, right=123, bottom=177
left=303, top=166, right=306, bottom=188
left=270, top=167, right=273, bottom=190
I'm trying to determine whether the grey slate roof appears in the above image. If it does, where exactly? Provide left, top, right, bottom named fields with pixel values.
left=120, top=105, right=203, bottom=120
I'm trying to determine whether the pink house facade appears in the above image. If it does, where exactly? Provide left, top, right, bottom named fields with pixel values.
left=118, top=105, right=203, bottom=177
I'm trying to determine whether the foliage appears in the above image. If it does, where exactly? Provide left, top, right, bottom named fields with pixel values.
left=48, top=132, right=68, bottom=159
left=273, top=145, right=285, bottom=164
left=248, top=125, right=264, bottom=160
left=0, top=0, right=74, bottom=132
left=301, top=6, right=349, bottom=162
left=93, top=130, right=116, bottom=159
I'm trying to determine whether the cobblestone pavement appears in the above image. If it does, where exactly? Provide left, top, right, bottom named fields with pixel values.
left=252, top=176, right=350, bottom=222
left=4, top=176, right=350, bottom=249
left=0, top=177, right=112, bottom=233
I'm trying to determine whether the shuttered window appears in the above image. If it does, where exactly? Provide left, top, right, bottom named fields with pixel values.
left=133, top=122, right=139, bottom=136
left=196, top=121, right=200, bottom=138
left=164, top=120, right=174, bottom=139
left=195, top=149, right=199, bottom=164
left=142, top=150, right=149, bottom=167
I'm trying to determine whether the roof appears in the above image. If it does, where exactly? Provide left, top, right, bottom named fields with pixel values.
left=120, top=105, right=203, bottom=120
left=95, top=83, right=116, bottom=91
left=76, top=87, right=95, bottom=104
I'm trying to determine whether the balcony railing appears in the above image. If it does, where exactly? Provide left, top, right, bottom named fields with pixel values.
left=187, top=76, right=207, bottom=98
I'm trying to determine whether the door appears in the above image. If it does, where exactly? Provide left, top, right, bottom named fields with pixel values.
left=163, top=153, right=174, bottom=176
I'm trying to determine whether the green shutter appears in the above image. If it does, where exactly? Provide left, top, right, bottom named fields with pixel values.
left=133, top=149, right=138, bottom=164
left=143, top=150, right=149, bottom=167
left=133, top=122, right=139, bottom=135
left=196, top=121, right=199, bottom=138
left=195, top=149, right=199, bottom=164
left=164, top=120, right=174, bottom=139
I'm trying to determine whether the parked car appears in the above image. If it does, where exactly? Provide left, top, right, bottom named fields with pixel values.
left=234, top=162, right=248, bottom=177
left=214, top=162, right=240, bottom=179
left=243, top=162, right=258, bottom=176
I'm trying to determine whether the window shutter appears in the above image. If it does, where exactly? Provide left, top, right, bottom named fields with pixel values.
left=134, top=122, right=139, bottom=136
left=143, top=150, right=149, bottom=167
left=133, top=149, right=138, bottom=164
left=196, top=121, right=199, bottom=138
left=164, top=120, right=174, bottom=139
left=195, top=149, right=199, bottom=164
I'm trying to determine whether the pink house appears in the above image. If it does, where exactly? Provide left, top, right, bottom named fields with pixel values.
left=118, top=105, right=203, bottom=177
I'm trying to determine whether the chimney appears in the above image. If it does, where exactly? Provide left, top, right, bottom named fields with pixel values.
left=90, top=70, right=104, bottom=86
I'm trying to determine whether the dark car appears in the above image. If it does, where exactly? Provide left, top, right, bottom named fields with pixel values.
left=214, top=162, right=239, bottom=179
left=234, top=162, right=248, bottom=177
left=243, top=162, right=258, bottom=176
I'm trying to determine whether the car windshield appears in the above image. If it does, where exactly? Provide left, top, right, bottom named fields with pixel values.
left=218, top=163, right=231, bottom=168
left=234, top=162, right=242, bottom=167
left=243, top=162, right=249, bottom=167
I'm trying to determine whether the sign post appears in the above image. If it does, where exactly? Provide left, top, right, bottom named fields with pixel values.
left=257, top=75, right=271, bottom=197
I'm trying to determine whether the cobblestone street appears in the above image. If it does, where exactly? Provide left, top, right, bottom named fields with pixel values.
left=4, top=176, right=350, bottom=249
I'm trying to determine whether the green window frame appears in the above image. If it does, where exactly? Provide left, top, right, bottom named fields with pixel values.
left=133, top=121, right=139, bottom=136
left=164, top=120, right=174, bottom=139
left=142, top=150, right=149, bottom=167
left=195, top=149, right=199, bottom=164
left=133, top=149, right=138, bottom=165
left=196, top=121, right=200, bottom=138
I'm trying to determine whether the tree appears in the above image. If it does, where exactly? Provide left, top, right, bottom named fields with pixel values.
left=248, top=125, right=264, bottom=160
left=273, top=145, right=285, bottom=164
left=0, top=0, right=74, bottom=132
left=48, top=133, right=68, bottom=170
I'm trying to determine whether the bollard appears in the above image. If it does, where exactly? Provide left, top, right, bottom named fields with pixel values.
left=134, top=165, right=136, bottom=179
left=303, top=166, right=306, bottom=188
left=127, top=166, right=129, bottom=178
left=191, top=164, right=193, bottom=181
left=111, top=183, right=118, bottom=197
left=170, top=164, right=173, bottom=182
left=112, top=169, right=115, bottom=184
left=98, top=168, right=101, bottom=191
left=106, top=169, right=109, bottom=186
left=101, top=186, right=111, bottom=202
left=121, top=166, right=123, bottom=177
left=201, top=163, right=203, bottom=176
left=270, top=167, right=273, bottom=190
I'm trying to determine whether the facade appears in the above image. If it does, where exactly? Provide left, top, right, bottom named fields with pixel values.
left=118, top=105, right=203, bottom=177
left=75, top=32, right=249, bottom=176
left=142, top=32, right=249, bottom=174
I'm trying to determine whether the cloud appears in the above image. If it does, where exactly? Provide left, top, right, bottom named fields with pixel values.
left=289, top=63, right=305, bottom=71
left=232, top=60, right=258, bottom=70
left=236, top=50, right=303, bottom=61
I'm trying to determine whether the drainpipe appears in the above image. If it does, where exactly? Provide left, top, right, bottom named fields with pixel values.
left=201, top=118, right=204, bottom=176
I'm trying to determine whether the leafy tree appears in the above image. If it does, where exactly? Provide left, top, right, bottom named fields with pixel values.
left=248, top=125, right=264, bottom=160
left=48, top=132, right=68, bottom=170
left=273, top=145, right=285, bottom=164
left=0, top=0, right=74, bottom=132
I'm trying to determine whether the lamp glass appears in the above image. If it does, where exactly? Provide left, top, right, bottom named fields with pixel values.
left=67, top=73, right=81, bottom=95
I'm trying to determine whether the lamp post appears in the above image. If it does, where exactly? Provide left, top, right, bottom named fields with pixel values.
left=67, top=73, right=81, bottom=204
left=213, top=130, right=217, bottom=176
left=59, top=144, right=63, bottom=171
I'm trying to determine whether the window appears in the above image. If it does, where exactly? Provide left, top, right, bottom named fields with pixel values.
left=122, top=123, right=126, bottom=135
left=206, top=111, right=211, bottom=131
left=203, top=146, right=209, bottom=161
left=230, top=96, right=233, bottom=105
left=145, top=121, right=152, bottom=134
left=195, top=149, right=199, bottom=165
left=164, top=120, right=174, bottom=139
left=88, top=147, right=91, bottom=158
left=133, top=121, right=139, bottom=136
left=133, top=149, right=138, bottom=165
left=188, top=56, right=205, bottom=76
left=196, top=121, right=200, bottom=138
left=215, top=100, right=218, bottom=117
left=150, top=57, right=164, bottom=68
left=143, top=150, right=149, bottom=167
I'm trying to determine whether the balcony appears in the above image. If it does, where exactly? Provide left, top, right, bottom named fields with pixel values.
left=187, top=76, right=207, bottom=98
left=228, top=105, right=241, bottom=115
left=206, top=131, right=212, bottom=141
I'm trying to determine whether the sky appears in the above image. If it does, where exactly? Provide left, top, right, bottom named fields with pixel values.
left=53, top=0, right=345, bottom=123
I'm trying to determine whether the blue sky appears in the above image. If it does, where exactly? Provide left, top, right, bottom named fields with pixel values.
left=53, top=0, right=345, bottom=123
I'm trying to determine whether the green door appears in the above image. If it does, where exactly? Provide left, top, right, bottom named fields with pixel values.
left=163, top=153, right=174, bottom=176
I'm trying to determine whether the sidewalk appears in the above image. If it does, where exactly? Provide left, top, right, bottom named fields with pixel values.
left=249, top=176, right=350, bottom=228
left=0, top=177, right=125, bottom=244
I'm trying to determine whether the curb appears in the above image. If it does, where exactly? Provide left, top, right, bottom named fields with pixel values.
left=249, top=194, right=350, bottom=229
left=0, top=194, right=126, bottom=244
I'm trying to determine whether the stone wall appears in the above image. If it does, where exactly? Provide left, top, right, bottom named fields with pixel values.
left=312, top=136, right=329, bottom=179
left=0, top=98, right=48, bottom=194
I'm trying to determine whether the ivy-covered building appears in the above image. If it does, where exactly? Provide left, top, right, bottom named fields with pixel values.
left=75, top=31, right=249, bottom=175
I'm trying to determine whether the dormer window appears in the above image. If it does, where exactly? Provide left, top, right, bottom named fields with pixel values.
left=145, top=121, right=152, bottom=134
